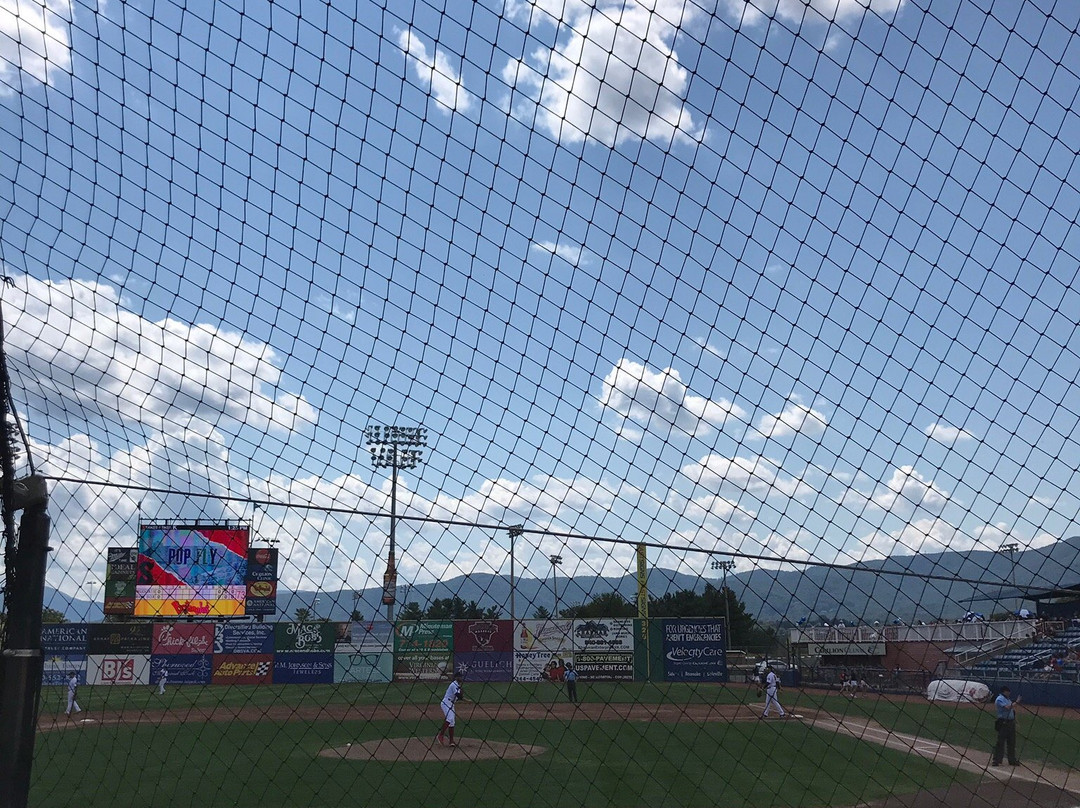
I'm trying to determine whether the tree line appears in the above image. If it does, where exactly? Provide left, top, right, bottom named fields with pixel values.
left=384, top=585, right=777, bottom=652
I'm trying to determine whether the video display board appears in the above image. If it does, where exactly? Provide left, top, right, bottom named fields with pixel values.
left=135, top=524, right=249, bottom=617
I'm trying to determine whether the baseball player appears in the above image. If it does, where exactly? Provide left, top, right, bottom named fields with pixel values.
left=66, top=671, right=82, bottom=717
left=158, top=666, right=169, bottom=696
left=436, top=671, right=465, bottom=746
left=761, top=665, right=786, bottom=718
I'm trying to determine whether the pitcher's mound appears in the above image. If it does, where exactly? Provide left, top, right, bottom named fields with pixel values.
left=322, top=736, right=544, bottom=761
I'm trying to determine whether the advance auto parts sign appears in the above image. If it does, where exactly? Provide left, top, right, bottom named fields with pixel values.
left=662, top=619, right=727, bottom=682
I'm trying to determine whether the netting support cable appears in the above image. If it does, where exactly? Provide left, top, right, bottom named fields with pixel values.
left=42, top=475, right=1016, bottom=591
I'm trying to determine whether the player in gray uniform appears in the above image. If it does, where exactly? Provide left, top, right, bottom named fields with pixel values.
left=436, top=671, right=465, bottom=746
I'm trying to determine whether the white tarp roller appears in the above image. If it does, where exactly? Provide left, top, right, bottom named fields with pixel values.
left=926, top=679, right=990, bottom=703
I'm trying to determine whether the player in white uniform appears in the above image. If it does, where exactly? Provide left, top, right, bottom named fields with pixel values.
left=761, top=666, right=786, bottom=718
left=66, top=671, right=82, bottom=717
left=158, top=666, right=169, bottom=695
left=436, top=671, right=465, bottom=746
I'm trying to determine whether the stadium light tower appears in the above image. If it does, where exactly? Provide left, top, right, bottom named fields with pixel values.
left=712, top=559, right=736, bottom=648
left=550, top=554, right=563, bottom=617
left=366, top=424, right=427, bottom=622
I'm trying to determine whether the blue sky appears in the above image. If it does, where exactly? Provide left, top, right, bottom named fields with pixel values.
left=2, top=0, right=1079, bottom=610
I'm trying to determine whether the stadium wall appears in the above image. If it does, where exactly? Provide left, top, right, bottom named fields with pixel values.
left=41, top=617, right=728, bottom=685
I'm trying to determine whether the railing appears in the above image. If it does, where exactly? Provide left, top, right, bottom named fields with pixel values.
left=944, top=666, right=1080, bottom=685
left=789, top=619, right=1038, bottom=646
left=952, top=636, right=1013, bottom=666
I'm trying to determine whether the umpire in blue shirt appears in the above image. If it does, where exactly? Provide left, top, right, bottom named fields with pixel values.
left=991, top=685, right=1021, bottom=766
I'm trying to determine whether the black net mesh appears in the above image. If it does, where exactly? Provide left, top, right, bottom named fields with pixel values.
left=2, top=0, right=1080, bottom=806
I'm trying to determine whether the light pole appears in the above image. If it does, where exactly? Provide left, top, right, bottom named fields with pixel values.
left=712, top=559, right=736, bottom=648
left=550, top=554, right=563, bottom=617
left=508, top=525, right=524, bottom=624
left=1000, top=542, right=1020, bottom=616
left=366, top=424, right=427, bottom=623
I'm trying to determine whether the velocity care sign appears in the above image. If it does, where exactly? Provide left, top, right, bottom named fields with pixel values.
left=661, top=619, right=728, bottom=682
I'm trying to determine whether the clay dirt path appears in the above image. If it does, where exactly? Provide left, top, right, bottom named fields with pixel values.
left=806, top=711, right=1080, bottom=808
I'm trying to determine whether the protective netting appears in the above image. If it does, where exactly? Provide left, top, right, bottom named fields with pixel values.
left=2, top=0, right=1080, bottom=806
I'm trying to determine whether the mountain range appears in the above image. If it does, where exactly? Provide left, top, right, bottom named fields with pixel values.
left=39, top=535, right=1080, bottom=626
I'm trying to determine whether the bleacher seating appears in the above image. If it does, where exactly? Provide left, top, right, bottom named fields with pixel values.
left=966, top=625, right=1080, bottom=680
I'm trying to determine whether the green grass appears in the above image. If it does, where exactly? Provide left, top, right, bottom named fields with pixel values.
left=31, top=716, right=974, bottom=808
left=41, top=683, right=1080, bottom=806
left=43, top=681, right=1080, bottom=774
left=29, top=679, right=990, bottom=808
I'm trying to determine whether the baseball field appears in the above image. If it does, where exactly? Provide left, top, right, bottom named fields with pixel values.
left=29, top=682, right=1080, bottom=808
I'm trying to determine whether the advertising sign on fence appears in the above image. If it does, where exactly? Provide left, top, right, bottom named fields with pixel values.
left=454, top=651, right=513, bottom=681
left=395, top=651, right=453, bottom=680
left=516, top=620, right=573, bottom=652
left=42, top=654, right=86, bottom=686
left=42, top=624, right=89, bottom=655
left=212, top=654, right=274, bottom=684
left=394, top=621, right=455, bottom=681
left=661, top=619, right=727, bottom=682
left=273, top=652, right=334, bottom=684
left=334, top=651, right=394, bottom=683
left=88, top=654, right=151, bottom=685
left=454, top=620, right=513, bottom=653
left=573, top=618, right=634, bottom=652
left=350, top=620, right=393, bottom=651
left=153, top=623, right=215, bottom=655
left=274, top=622, right=335, bottom=654
left=514, top=649, right=574, bottom=682
left=152, top=654, right=213, bottom=684
left=395, top=621, right=453, bottom=652
left=575, top=651, right=634, bottom=680
left=214, top=622, right=275, bottom=654
left=87, top=623, right=153, bottom=655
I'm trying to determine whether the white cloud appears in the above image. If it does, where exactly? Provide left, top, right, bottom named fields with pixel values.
left=692, top=335, right=726, bottom=359
left=855, top=516, right=971, bottom=562
left=924, top=422, right=976, bottom=446
left=532, top=239, right=585, bottom=265
left=719, top=0, right=903, bottom=27
left=756, top=397, right=828, bottom=440
left=503, top=0, right=702, bottom=147
left=871, top=465, right=950, bottom=519
left=434, top=474, right=619, bottom=532
left=397, top=29, right=472, bottom=113
left=599, top=358, right=745, bottom=438
left=681, top=453, right=808, bottom=500
left=5, top=276, right=317, bottom=440
left=0, top=0, right=72, bottom=94
left=665, top=488, right=756, bottom=525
